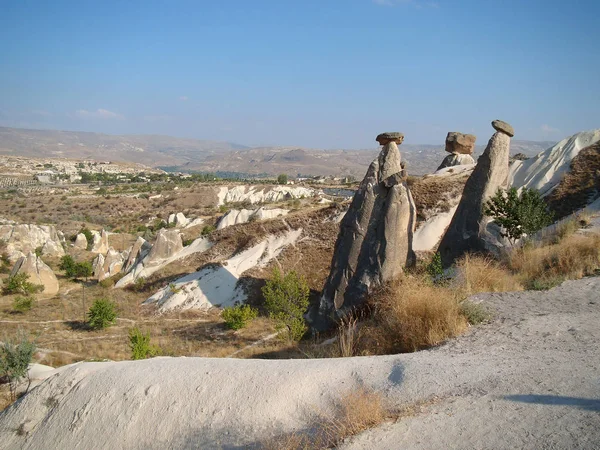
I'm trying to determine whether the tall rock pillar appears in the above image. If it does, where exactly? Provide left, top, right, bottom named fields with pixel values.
left=312, top=132, right=416, bottom=329
left=438, top=120, right=514, bottom=267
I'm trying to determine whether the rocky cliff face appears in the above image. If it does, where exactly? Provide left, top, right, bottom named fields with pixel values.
left=0, top=224, right=65, bottom=262
left=438, top=120, right=513, bottom=267
left=313, top=133, right=416, bottom=329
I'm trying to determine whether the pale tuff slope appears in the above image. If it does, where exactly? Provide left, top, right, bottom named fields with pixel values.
left=2, top=277, right=599, bottom=449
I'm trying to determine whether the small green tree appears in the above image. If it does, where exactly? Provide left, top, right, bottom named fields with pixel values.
left=484, top=187, right=553, bottom=242
left=2, top=273, right=43, bottom=295
left=262, top=269, right=310, bottom=341
left=222, top=304, right=258, bottom=330
left=277, top=174, right=288, bottom=185
left=129, top=327, right=159, bottom=360
left=426, top=252, right=444, bottom=284
left=87, top=298, right=117, bottom=330
left=79, top=228, right=94, bottom=251
left=0, top=330, right=36, bottom=400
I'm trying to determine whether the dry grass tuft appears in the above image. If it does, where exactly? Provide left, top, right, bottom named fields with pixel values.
left=261, top=387, right=389, bottom=450
left=358, top=276, right=467, bottom=354
left=509, top=232, right=600, bottom=287
left=454, top=253, right=523, bottom=296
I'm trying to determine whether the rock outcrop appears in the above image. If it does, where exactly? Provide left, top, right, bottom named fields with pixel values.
left=314, top=132, right=416, bottom=329
left=437, top=132, right=476, bottom=171
left=168, top=212, right=189, bottom=228
left=0, top=224, right=65, bottom=262
left=438, top=120, right=514, bottom=267
left=123, top=237, right=151, bottom=272
left=11, top=252, right=59, bottom=295
left=91, top=230, right=109, bottom=254
left=93, top=248, right=126, bottom=281
left=146, top=229, right=183, bottom=264
left=217, top=207, right=289, bottom=230
left=73, top=233, right=88, bottom=250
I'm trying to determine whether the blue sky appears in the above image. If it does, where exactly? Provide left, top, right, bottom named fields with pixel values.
left=1, top=0, right=599, bottom=148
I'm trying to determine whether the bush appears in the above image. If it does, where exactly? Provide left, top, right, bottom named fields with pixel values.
left=485, top=187, right=553, bottom=242
left=459, top=301, right=492, bottom=325
left=13, top=296, right=35, bottom=313
left=201, top=225, right=216, bottom=236
left=0, top=330, right=36, bottom=400
left=34, top=246, right=43, bottom=258
left=277, top=174, right=288, bottom=185
left=222, top=304, right=259, bottom=330
left=426, top=252, right=444, bottom=283
left=87, top=298, right=117, bottom=330
left=59, top=255, right=93, bottom=280
left=262, top=269, right=310, bottom=341
left=2, top=273, right=43, bottom=295
left=129, top=327, right=159, bottom=360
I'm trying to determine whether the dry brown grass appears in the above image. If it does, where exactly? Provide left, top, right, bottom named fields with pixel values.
left=509, top=232, right=600, bottom=287
left=261, top=387, right=389, bottom=450
left=454, top=253, right=523, bottom=296
left=358, top=276, right=467, bottom=355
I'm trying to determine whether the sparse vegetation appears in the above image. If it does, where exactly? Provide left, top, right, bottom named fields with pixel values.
left=459, top=301, right=492, bottom=325
left=87, top=298, right=117, bottom=330
left=201, top=224, right=216, bottom=236
left=262, top=269, right=310, bottom=341
left=222, top=304, right=259, bottom=330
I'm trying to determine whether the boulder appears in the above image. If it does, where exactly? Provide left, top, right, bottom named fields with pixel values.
left=314, top=134, right=416, bottom=329
left=445, top=132, right=476, bottom=155
left=123, top=237, right=151, bottom=272
left=375, top=132, right=405, bottom=146
left=91, top=230, right=109, bottom=254
left=168, top=213, right=176, bottom=225
left=73, top=233, right=88, bottom=250
left=11, top=253, right=59, bottom=295
left=438, top=121, right=514, bottom=267
left=94, top=248, right=125, bottom=281
left=437, top=153, right=476, bottom=171
left=146, top=229, right=183, bottom=266
left=175, top=213, right=189, bottom=228
left=492, top=119, right=514, bottom=137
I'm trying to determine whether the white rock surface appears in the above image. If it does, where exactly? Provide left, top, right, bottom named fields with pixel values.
left=90, top=230, right=109, bottom=254
left=73, top=233, right=88, bottom=250
left=10, top=252, right=59, bottom=295
left=0, top=224, right=65, bottom=262
left=217, top=185, right=316, bottom=206
left=2, top=277, right=599, bottom=449
left=508, top=129, right=600, bottom=196
left=216, top=207, right=289, bottom=230
left=184, top=217, right=205, bottom=229
left=115, top=236, right=213, bottom=288
left=145, top=229, right=302, bottom=312
left=413, top=205, right=459, bottom=252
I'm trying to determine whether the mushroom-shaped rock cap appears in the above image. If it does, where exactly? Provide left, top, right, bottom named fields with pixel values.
left=491, top=120, right=514, bottom=137
left=376, top=132, right=404, bottom=145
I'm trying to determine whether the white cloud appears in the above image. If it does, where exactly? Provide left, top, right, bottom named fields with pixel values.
left=541, top=124, right=559, bottom=134
left=75, top=108, right=124, bottom=120
left=179, top=96, right=189, bottom=101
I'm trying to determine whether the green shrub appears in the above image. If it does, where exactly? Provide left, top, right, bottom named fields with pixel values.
left=2, top=273, right=43, bottom=295
left=485, top=187, right=553, bottom=242
left=426, top=252, right=444, bottom=283
left=262, top=269, right=310, bottom=341
left=129, top=327, right=159, bottom=360
left=527, top=276, right=564, bottom=291
left=34, top=246, right=43, bottom=258
left=132, top=277, right=146, bottom=292
left=201, top=225, right=216, bottom=236
left=87, top=298, right=117, bottom=330
left=182, top=238, right=194, bottom=247
left=0, top=330, right=36, bottom=400
left=13, top=296, right=35, bottom=313
left=59, top=255, right=93, bottom=280
left=222, top=304, right=259, bottom=330
left=277, top=174, right=288, bottom=185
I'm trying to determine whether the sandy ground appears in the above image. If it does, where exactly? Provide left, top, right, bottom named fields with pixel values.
left=0, top=277, right=599, bottom=449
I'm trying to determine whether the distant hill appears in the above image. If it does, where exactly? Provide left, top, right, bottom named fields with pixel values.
left=0, top=127, right=556, bottom=177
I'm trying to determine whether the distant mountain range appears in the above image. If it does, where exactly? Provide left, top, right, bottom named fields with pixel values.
left=0, top=126, right=556, bottom=177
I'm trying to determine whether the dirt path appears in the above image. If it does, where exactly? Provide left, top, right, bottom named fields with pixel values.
left=342, top=276, right=600, bottom=450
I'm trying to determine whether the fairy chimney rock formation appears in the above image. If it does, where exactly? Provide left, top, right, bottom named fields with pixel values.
left=437, top=132, right=476, bottom=170
left=438, top=120, right=514, bottom=267
left=11, top=252, right=59, bottom=295
left=313, top=132, right=416, bottom=329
